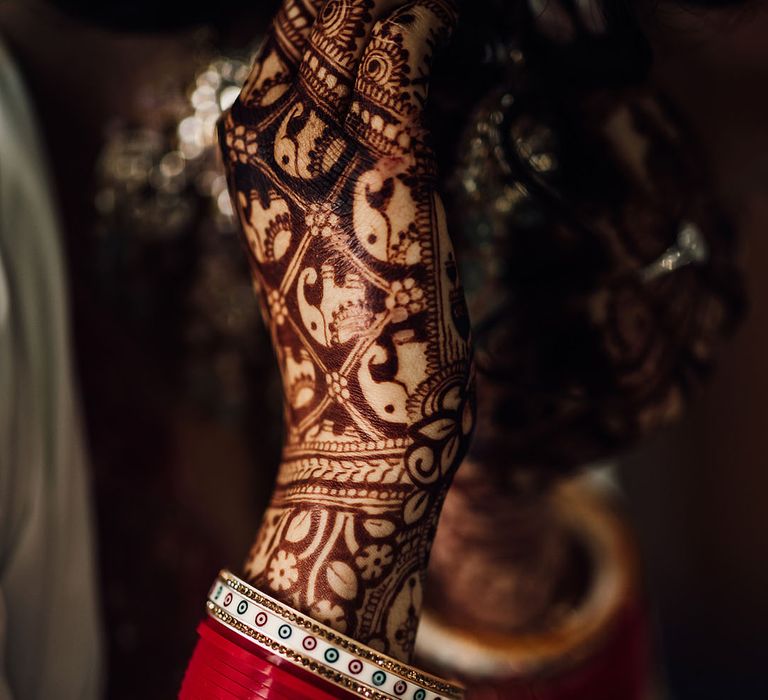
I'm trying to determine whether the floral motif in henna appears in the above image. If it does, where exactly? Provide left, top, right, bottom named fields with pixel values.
left=220, top=0, right=471, bottom=662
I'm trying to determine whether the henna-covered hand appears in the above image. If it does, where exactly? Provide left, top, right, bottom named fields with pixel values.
left=219, top=0, right=473, bottom=661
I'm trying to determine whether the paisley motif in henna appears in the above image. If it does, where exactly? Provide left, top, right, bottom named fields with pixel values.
left=220, top=0, right=471, bottom=662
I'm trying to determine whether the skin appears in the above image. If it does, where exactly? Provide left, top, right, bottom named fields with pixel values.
left=219, top=0, right=473, bottom=662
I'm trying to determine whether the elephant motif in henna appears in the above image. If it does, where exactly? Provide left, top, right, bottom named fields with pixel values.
left=240, top=190, right=293, bottom=263
left=282, top=346, right=317, bottom=409
left=274, top=102, right=346, bottom=179
left=296, top=262, right=376, bottom=346
left=357, top=330, right=429, bottom=423
left=353, top=168, right=422, bottom=264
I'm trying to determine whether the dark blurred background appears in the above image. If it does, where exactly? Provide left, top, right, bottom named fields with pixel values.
left=0, top=0, right=766, bottom=697
left=620, top=5, right=768, bottom=694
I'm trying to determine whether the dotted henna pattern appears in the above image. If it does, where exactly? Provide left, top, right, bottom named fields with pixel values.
left=220, top=0, right=472, bottom=662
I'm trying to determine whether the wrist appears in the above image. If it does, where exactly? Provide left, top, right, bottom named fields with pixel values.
left=180, top=570, right=466, bottom=700
left=242, top=478, right=448, bottom=662
left=241, top=366, right=474, bottom=662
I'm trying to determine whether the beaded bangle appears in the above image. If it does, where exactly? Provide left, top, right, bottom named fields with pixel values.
left=201, top=570, right=464, bottom=700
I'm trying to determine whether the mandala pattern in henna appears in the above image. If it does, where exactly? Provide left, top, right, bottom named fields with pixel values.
left=220, top=0, right=471, bottom=662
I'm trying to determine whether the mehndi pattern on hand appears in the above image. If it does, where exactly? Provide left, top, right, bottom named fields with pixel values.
left=220, top=0, right=473, bottom=661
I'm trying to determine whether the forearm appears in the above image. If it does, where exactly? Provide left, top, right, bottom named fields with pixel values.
left=242, top=191, right=473, bottom=661
left=222, top=0, right=472, bottom=662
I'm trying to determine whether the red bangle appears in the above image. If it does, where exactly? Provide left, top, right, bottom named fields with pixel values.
left=180, top=570, right=465, bottom=700
left=180, top=618, right=355, bottom=699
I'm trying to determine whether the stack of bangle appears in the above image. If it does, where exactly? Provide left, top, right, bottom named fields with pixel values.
left=180, top=570, right=465, bottom=699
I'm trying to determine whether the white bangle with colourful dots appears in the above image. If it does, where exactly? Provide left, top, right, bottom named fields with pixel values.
left=206, top=570, right=464, bottom=700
